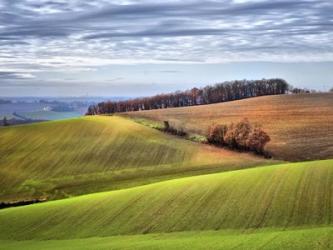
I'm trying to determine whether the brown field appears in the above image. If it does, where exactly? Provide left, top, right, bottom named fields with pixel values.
left=123, top=93, right=333, bottom=161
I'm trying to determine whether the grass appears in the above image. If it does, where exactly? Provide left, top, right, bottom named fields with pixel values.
left=133, top=117, right=208, bottom=143
left=0, top=116, right=273, bottom=202
left=122, top=93, right=333, bottom=161
left=1, top=106, right=332, bottom=249
left=0, top=160, right=332, bottom=240
left=1, top=227, right=333, bottom=250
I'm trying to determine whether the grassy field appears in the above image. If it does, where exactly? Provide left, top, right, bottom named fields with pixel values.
left=2, top=227, right=333, bottom=250
left=123, top=93, right=333, bottom=161
left=1, top=109, right=332, bottom=249
left=0, top=116, right=272, bottom=202
left=0, top=160, right=332, bottom=241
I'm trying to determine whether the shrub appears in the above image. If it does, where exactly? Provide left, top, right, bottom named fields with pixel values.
left=246, top=126, right=271, bottom=154
left=233, top=118, right=252, bottom=149
left=163, top=121, right=187, bottom=137
left=223, top=123, right=237, bottom=148
left=189, top=134, right=207, bottom=143
left=207, top=118, right=271, bottom=155
left=207, top=124, right=228, bottom=144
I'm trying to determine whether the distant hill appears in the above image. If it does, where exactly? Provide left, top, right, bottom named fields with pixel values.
left=123, top=93, right=333, bottom=161
left=0, top=99, right=11, bottom=104
left=0, top=116, right=273, bottom=203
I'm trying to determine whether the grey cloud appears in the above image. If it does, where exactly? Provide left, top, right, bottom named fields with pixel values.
left=73, top=1, right=315, bottom=21
left=0, top=27, right=71, bottom=38
left=0, top=71, right=35, bottom=80
left=84, top=28, right=236, bottom=39
left=159, top=70, right=181, bottom=74
left=0, top=0, right=332, bottom=75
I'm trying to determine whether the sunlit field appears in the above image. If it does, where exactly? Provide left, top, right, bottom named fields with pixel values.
left=1, top=160, right=333, bottom=249
left=0, top=116, right=273, bottom=202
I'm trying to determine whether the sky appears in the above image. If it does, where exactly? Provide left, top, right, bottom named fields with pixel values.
left=0, top=0, right=332, bottom=97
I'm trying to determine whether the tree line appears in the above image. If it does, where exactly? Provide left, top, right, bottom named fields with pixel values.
left=86, top=79, right=289, bottom=115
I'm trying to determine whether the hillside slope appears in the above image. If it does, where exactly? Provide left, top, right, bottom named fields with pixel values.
left=1, top=160, right=332, bottom=240
left=123, top=93, right=333, bottom=161
left=0, top=116, right=271, bottom=202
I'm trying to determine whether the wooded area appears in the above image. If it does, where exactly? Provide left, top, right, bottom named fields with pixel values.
left=86, top=79, right=289, bottom=115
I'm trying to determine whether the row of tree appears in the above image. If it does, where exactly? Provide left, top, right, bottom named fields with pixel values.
left=207, top=119, right=271, bottom=155
left=86, top=79, right=289, bottom=115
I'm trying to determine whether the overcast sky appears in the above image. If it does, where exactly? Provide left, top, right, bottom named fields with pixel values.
left=1, top=0, right=332, bottom=96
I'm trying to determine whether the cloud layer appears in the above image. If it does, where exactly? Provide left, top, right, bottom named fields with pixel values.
left=0, top=0, right=332, bottom=92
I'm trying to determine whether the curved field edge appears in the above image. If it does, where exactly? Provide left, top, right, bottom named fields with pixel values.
left=0, top=115, right=274, bottom=202
left=1, top=227, right=333, bottom=250
left=0, top=159, right=332, bottom=240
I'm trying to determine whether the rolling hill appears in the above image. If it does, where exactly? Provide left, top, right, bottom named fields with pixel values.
left=123, top=93, right=333, bottom=161
left=0, top=160, right=333, bottom=249
left=1, top=99, right=332, bottom=249
left=0, top=116, right=272, bottom=202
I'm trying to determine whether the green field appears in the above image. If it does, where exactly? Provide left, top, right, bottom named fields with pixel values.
left=0, top=160, right=333, bottom=248
left=2, top=227, right=333, bottom=250
left=0, top=116, right=272, bottom=202
left=1, top=113, right=332, bottom=249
